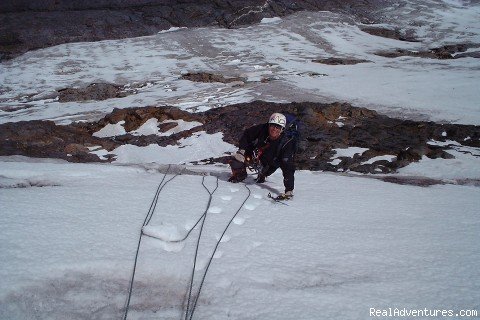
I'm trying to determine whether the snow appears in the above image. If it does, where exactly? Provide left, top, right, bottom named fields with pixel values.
left=92, top=120, right=126, bottom=137
left=1, top=0, right=480, bottom=318
left=108, top=131, right=236, bottom=164
left=93, top=119, right=203, bottom=138
left=0, top=159, right=478, bottom=319
left=331, top=147, right=369, bottom=158
left=362, top=155, right=397, bottom=165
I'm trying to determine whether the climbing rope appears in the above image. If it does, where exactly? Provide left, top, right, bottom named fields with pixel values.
left=184, top=175, right=219, bottom=320
left=123, top=169, right=252, bottom=320
left=123, top=164, right=184, bottom=320
left=186, top=182, right=251, bottom=320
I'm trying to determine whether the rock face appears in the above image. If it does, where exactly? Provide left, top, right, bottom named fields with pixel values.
left=312, top=57, right=371, bottom=65
left=58, top=83, right=126, bottom=102
left=0, top=0, right=387, bottom=61
left=1, top=101, right=479, bottom=174
left=375, top=43, right=480, bottom=60
left=181, top=73, right=246, bottom=84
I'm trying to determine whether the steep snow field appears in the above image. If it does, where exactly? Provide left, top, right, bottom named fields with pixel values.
left=1, top=0, right=480, bottom=319
left=0, top=159, right=479, bottom=319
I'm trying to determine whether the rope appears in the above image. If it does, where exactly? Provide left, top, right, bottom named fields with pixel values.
left=187, top=182, right=251, bottom=320
left=123, top=165, right=184, bottom=320
left=184, top=175, right=219, bottom=320
left=123, top=169, right=252, bottom=320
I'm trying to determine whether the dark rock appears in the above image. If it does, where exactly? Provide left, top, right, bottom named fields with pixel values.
left=381, top=176, right=443, bottom=187
left=0, top=0, right=391, bottom=61
left=1, top=100, right=479, bottom=174
left=360, top=26, right=419, bottom=42
left=312, top=57, right=371, bottom=65
left=455, top=51, right=480, bottom=59
left=58, top=83, right=126, bottom=102
left=181, top=73, right=245, bottom=84
left=159, top=122, right=178, bottom=133
left=0, top=120, right=117, bottom=162
left=375, top=43, right=480, bottom=60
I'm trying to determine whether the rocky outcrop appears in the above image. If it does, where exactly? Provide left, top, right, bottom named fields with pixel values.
left=58, top=83, right=127, bottom=102
left=361, top=26, right=480, bottom=60
left=360, top=26, right=419, bottom=42
left=1, top=101, right=479, bottom=174
left=375, top=43, right=480, bottom=59
left=312, top=57, right=371, bottom=65
left=0, top=120, right=117, bottom=162
left=181, top=73, right=246, bottom=84
left=0, top=0, right=388, bottom=61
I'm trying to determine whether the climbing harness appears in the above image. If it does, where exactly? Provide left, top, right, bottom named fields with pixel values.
left=246, top=144, right=269, bottom=174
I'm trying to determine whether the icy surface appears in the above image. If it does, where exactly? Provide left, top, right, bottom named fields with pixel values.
left=1, top=0, right=480, bottom=125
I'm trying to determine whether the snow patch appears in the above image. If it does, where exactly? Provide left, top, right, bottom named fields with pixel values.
left=92, top=121, right=126, bottom=138
left=332, top=147, right=369, bottom=158
left=261, top=17, right=282, bottom=24
left=362, top=155, right=396, bottom=165
left=111, top=131, right=235, bottom=164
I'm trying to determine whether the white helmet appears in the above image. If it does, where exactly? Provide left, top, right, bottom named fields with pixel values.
left=268, top=113, right=286, bottom=128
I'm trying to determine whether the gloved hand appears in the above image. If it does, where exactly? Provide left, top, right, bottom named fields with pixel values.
left=234, top=149, right=246, bottom=163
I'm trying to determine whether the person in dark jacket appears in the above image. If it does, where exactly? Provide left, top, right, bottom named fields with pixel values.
left=228, top=113, right=295, bottom=199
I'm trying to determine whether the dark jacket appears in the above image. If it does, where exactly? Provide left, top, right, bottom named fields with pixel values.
left=239, top=123, right=295, bottom=192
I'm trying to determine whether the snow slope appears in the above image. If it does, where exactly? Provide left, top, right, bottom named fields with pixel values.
left=0, top=158, right=479, bottom=319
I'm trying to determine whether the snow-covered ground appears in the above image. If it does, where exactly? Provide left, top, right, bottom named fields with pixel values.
left=1, top=158, right=479, bottom=320
left=1, top=0, right=480, bottom=319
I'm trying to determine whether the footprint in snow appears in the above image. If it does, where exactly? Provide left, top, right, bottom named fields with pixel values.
left=244, top=203, right=258, bottom=211
left=194, top=259, right=208, bottom=271
left=215, top=234, right=231, bottom=243
left=252, top=241, right=262, bottom=248
left=229, top=187, right=240, bottom=193
left=208, top=206, right=223, bottom=214
left=152, top=240, right=185, bottom=253
left=246, top=241, right=262, bottom=253
left=184, top=220, right=197, bottom=231
left=221, top=195, right=233, bottom=201
left=253, top=193, right=262, bottom=199
left=213, top=251, right=223, bottom=259
left=233, top=217, right=245, bottom=225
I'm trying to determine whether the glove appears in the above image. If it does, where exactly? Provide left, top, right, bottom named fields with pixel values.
left=234, top=149, right=246, bottom=163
